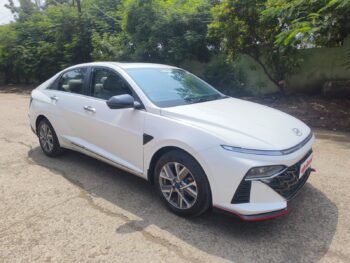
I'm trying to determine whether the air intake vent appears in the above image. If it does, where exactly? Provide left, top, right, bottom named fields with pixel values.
left=231, top=180, right=251, bottom=204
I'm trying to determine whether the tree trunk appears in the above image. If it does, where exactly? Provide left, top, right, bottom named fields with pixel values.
left=76, top=0, right=81, bottom=13
left=34, top=0, right=41, bottom=8
left=245, top=53, right=284, bottom=94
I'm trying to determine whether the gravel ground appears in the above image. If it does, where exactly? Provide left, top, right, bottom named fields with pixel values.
left=247, top=95, right=350, bottom=133
left=0, top=92, right=350, bottom=262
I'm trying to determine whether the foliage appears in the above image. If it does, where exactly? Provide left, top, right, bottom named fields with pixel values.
left=117, top=0, right=212, bottom=65
left=263, top=0, right=350, bottom=48
left=0, top=23, right=19, bottom=82
left=0, top=2, right=92, bottom=82
left=208, top=0, right=350, bottom=92
left=203, top=55, right=247, bottom=96
left=5, top=0, right=39, bottom=21
left=0, top=0, right=214, bottom=83
left=208, top=0, right=294, bottom=91
left=0, top=0, right=349, bottom=96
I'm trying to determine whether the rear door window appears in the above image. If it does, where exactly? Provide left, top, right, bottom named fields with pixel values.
left=57, top=68, right=88, bottom=95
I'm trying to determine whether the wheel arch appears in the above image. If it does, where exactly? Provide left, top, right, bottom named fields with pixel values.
left=147, top=145, right=213, bottom=213
left=147, top=145, right=211, bottom=195
left=35, top=114, right=49, bottom=133
left=35, top=115, right=59, bottom=144
left=147, top=146, right=181, bottom=184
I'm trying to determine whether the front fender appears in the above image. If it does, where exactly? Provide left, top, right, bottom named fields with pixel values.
left=143, top=113, right=223, bottom=199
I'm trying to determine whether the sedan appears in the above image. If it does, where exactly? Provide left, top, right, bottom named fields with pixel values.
left=29, top=62, right=315, bottom=220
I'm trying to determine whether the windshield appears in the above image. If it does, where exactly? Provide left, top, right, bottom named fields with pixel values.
left=126, top=68, right=226, bottom=107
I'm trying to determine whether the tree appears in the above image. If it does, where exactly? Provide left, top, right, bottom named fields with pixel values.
left=118, top=0, right=213, bottom=65
left=84, top=0, right=124, bottom=61
left=1, top=0, right=215, bottom=83
left=209, top=0, right=350, bottom=92
left=2, top=0, right=348, bottom=88
left=208, top=0, right=287, bottom=91
left=5, top=0, right=39, bottom=21
left=263, top=0, right=350, bottom=48
left=0, top=1, right=92, bottom=83
left=0, top=24, right=19, bottom=83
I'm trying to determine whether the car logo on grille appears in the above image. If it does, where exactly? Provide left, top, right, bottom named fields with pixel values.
left=292, top=128, right=302, bottom=136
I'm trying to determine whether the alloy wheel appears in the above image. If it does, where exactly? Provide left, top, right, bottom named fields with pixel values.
left=39, top=123, right=54, bottom=153
left=159, top=162, right=198, bottom=209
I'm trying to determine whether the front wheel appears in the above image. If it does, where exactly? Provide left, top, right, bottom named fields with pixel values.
left=38, top=119, right=63, bottom=157
left=154, top=150, right=211, bottom=217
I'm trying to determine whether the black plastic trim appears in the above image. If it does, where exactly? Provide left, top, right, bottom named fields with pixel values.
left=231, top=179, right=251, bottom=204
left=143, top=134, right=154, bottom=145
left=264, top=150, right=313, bottom=200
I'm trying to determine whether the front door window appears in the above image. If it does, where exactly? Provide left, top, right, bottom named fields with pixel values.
left=91, top=68, right=132, bottom=100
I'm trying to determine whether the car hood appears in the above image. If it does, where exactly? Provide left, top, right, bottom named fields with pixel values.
left=160, top=97, right=311, bottom=150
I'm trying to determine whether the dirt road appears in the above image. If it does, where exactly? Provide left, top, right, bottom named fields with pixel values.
left=1, top=92, right=350, bottom=262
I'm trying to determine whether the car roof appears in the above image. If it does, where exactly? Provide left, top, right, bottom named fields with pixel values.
left=67, top=62, right=177, bottom=70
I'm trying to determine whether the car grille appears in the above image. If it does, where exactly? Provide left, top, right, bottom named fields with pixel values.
left=231, top=150, right=313, bottom=204
left=264, top=150, right=313, bottom=200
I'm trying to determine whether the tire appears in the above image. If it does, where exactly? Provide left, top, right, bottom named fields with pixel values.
left=154, top=150, right=211, bottom=217
left=37, top=118, right=63, bottom=157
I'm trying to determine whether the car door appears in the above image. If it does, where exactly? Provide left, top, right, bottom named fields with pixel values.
left=42, top=67, right=91, bottom=145
left=75, top=67, right=145, bottom=175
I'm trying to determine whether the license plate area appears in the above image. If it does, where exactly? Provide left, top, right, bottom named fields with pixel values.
left=299, top=153, right=313, bottom=179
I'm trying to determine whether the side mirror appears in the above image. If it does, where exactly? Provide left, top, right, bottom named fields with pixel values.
left=106, top=94, right=142, bottom=109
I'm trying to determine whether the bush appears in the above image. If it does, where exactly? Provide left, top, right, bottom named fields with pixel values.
left=203, top=56, right=248, bottom=96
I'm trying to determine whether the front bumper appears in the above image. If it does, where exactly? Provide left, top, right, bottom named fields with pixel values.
left=214, top=167, right=314, bottom=221
left=197, top=136, right=314, bottom=220
left=214, top=206, right=289, bottom=221
left=232, top=150, right=313, bottom=204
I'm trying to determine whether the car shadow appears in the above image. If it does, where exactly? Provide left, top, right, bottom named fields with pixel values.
left=28, top=147, right=338, bottom=262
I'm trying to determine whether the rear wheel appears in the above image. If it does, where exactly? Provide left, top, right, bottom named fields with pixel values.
left=154, top=150, right=211, bottom=217
left=38, top=119, right=63, bottom=157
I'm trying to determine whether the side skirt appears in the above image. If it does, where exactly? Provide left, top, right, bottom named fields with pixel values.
left=70, top=141, right=145, bottom=179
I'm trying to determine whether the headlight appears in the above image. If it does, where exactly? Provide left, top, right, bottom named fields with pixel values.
left=245, top=165, right=286, bottom=181
left=221, top=145, right=283, bottom=156
left=221, top=132, right=313, bottom=156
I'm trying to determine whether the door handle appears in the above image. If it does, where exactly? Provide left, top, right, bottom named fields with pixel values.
left=83, top=106, right=96, bottom=113
left=50, top=95, right=59, bottom=102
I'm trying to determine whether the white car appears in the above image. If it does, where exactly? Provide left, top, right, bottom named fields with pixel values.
left=29, top=62, right=315, bottom=220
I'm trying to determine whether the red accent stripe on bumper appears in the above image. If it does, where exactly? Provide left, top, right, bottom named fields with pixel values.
left=213, top=205, right=289, bottom=221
